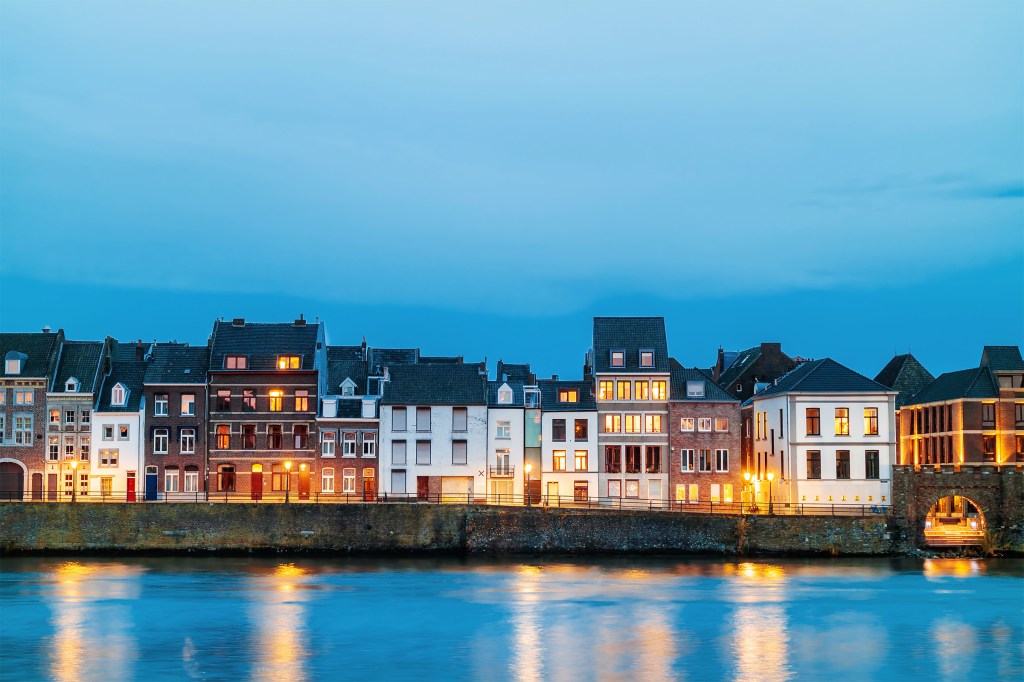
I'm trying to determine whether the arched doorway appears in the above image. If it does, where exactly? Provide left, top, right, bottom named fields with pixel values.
left=0, top=461, right=25, bottom=500
left=925, top=495, right=985, bottom=547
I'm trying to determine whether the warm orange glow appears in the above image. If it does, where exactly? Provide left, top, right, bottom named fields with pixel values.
left=743, top=472, right=751, bottom=482
left=285, top=461, right=293, bottom=471
left=299, top=463, right=307, bottom=472
left=766, top=472, right=775, bottom=482
left=70, top=460, right=78, bottom=470
left=525, top=464, right=533, bottom=474
left=923, top=558, right=982, bottom=578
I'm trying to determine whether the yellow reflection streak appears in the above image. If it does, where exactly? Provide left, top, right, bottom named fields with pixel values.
left=248, top=563, right=311, bottom=682
left=732, top=604, right=791, bottom=682
left=510, top=565, right=544, bottom=682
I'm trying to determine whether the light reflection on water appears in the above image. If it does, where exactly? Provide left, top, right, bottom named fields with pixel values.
left=0, top=557, right=1021, bottom=681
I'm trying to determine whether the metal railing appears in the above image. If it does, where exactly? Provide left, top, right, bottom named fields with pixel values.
left=487, top=465, right=515, bottom=478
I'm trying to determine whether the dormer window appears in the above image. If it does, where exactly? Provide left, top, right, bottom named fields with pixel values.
left=111, top=383, right=128, bottom=406
left=610, top=350, right=625, bottom=368
left=498, top=383, right=513, bottom=404
left=341, top=379, right=356, bottom=396
left=225, top=355, right=247, bottom=370
left=278, top=355, right=300, bottom=370
left=5, top=351, right=26, bottom=375
left=686, top=381, right=705, bottom=398
left=65, top=377, right=80, bottom=393
left=640, top=350, right=655, bottom=368
left=558, top=389, right=579, bottom=403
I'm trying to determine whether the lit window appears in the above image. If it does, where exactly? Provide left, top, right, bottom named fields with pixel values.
left=277, top=355, right=300, bottom=370
left=617, top=381, right=631, bottom=401
left=864, top=407, right=878, bottom=435
left=697, top=417, right=712, bottom=432
left=598, top=381, right=614, bottom=401
left=835, top=408, right=850, bottom=436
left=269, top=389, right=284, bottom=412
left=498, top=388, right=512, bottom=404
left=118, top=425, right=129, bottom=440
left=558, top=389, right=578, bottom=403
left=13, top=389, right=32, bottom=405
left=624, top=414, right=642, bottom=433
left=644, top=415, right=662, bottom=433
left=651, top=381, right=666, bottom=401
left=574, top=450, right=588, bottom=470
left=225, top=355, right=247, bottom=369
left=181, top=394, right=195, bottom=416
left=295, top=390, right=309, bottom=412
left=680, top=418, right=695, bottom=432
left=322, top=468, right=335, bottom=493
left=216, top=425, right=230, bottom=449
left=603, top=414, right=621, bottom=433
left=634, top=381, right=649, bottom=400
left=342, top=468, right=356, bottom=494
left=49, top=409, right=60, bottom=424
left=574, top=419, right=588, bottom=440
left=553, top=450, right=566, bottom=471
left=714, top=417, right=729, bottom=432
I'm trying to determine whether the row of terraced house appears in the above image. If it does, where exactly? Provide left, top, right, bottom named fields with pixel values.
left=1, top=317, right=1021, bottom=511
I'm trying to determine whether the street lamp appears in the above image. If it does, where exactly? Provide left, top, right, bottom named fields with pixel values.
left=766, top=471, right=775, bottom=515
left=70, top=460, right=78, bottom=503
left=524, top=463, right=533, bottom=507
left=284, top=461, right=292, bottom=503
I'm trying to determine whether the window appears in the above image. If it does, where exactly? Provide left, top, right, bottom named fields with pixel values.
left=277, top=355, right=300, bottom=370
left=697, top=417, right=712, bottom=432
left=807, top=451, right=821, bottom=479
left=982, top=403, right=996, bottom=427
left=184, top=466, right=199, bottom=493
left=416, top=441, right=431, bottom=465
left=835, top=408, right=850, bottom=436
left=293, top=425, right=308, bottom=449
left=498, top=388, right=512, bottom=404
left=269, top=390, right=283, bottom=412
left=362, top=433, right=376, bottom=457
left=118, top=425, right=129, bottom=440
left=452, top=407, right=468, bottom=432
left=81, top=410, right=90, bottom=425
left=711, top=484, right=721, bottom=503
left=651, top=381, right=666, bottom=401
left=48, top=436, right=59, bottom=461
left=574, top=419, right=588, bottom=441
left=393, top=407, right=407, bottom=431
left=64, top=436, right=75, bottom=459
left=624, top=414, right=642, bottom=433
left=452, top=441, right=468, bottom=465
left=165, top=467, right=180, bottom=493
left=243, top=390, right=256, bottom=412
left=392, top=441, right=407, bottom=465
left=604, top=414, right=621, bottom=433
left=617, top=381, right=631, bottom=401
left=99, top=449, right=118, bottom=467
left=680, top=449, right=694, bottom=473
left=5, top=356, right=23, bottom=374
left=715, top=417, right=729, bottom=432
left=599, top=381, right=614, bottom=400
left=103, top=425, right=114, bottom=440
left=81, top=438, right=90, bottom=461
left=640, top=351, right=654, bottom=367
left=322, top=431, right=336, bottom=457
left=715, top=449, right=729, bottom=472
left=216, top=425, right=230, bottom=449
left=983, top=435, right=995, bottom=456
left=294, top=390, right=309, bottom=412
left=181, top=429, right=196, bottom=454
left=698, top=449, right=712, bottom=473
left=644, top=415, right=662, bottom=433
left=48, top=409, right=60, bottom=425
left=1016, top=403, right=1024, bottom=426
left=322, top=468, right=335, bottom=493
left=645, top=446, right=661, bottom=473
left=574, top=481, right=589, bottom=502
left=625, top=446, right=642, bottom=473
left=181, top=394, right=195, bottom=416
left=342, top=468, right=356, bottom=494
left=553, top=450, right=566, bottom=471
left=271, top=464, right=288, bottom=491
left=496, top=420, right=511, bottom=439
left=574, top=450, right=588, bottom=471
left=111, top=384, right=126, bottom=406
left=66, top=378, right=79, bottom=392
left=806, top=408, right=820, bottom=436
left=836, top=450, right=851, bottom=479
left=552, top=419, right=566, bottom=441
left=242, top=425, right=256, bottom=449
left=625, top=480, right=639, bottom=498
left=680, top=418, right=695, bottom=432
left=634, top=381, right=649, bottom=401
left=864, top=407, right=878, bottom=436
left=558, top=389, right=578, bottom=403
left=865, top=450, right=880, bottom=479
left=343, top=432, right=357, bottom=456
left=268, top=425, right=283, bottom=449
left=416, top=407, right=431, bottom=432
left=155, top=395, right=168, bottom=416
left=686, top=381, right=705, bottom=398
left=217, top=465, right=235, bottom=492
left=610, top=351, right=625, bottom=367
left=604, top=446, right=621, bottom=473
left=225, top=355, right=247, bottom=370
left=0, top=390, right=4, bottom=406
left=608, top=480, right=622, bottom=497
left=216, top=390, right=232, bottom=411
left=14, top=389, right=33, bottom=405
left=154, top=428, right=169, bottom=454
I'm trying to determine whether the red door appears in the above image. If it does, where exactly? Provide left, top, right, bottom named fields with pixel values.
left=298, top=468, right=310, bottom=500
left=417, top=476, right=429, bottom=501
left=363, top=471, right=377, bottom=502
left=126, top=472, right=136, bottom=502
left=48, top=473, right=58, bottom=501
left=251, top=465, right=263, bottom=500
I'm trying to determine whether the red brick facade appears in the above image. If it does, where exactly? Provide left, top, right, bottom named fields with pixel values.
left=668, top=400, right=742, bottom=505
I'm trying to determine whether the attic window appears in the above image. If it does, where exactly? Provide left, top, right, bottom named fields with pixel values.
left=4, top=351, right=26, bottom=375
left=640, top=350, right=655, bottom=368
left=225, top=355, right=247, bottom=370
left=610, top=350, right=625, bottom=368
left=65, top=377, right=80, bottom=393
left=111, top=383, right=127, bottom=407
left=278, top=355, right=300, bottom=370
left=341, top=379, right=356, bottom=396
left=498, top=385, right=513, bottom=404
left=686, top=381, right=705, bottom=398
left=558, top=389, right=579, bottom=403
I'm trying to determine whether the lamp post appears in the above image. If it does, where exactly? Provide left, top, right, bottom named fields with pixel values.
left=742, top=472, right=751, bottom=513
left=70, top=460, right=78, bottom=503
left=284, top=460, right=292, bottom=504
left=524, top=463, right=533, bottom=507
left=766, top=471, right=775, bottom=515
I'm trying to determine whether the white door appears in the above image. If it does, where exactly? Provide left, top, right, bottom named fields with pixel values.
left=546, top=481, right=559, bottom=504
left=648, top=479, right=662, bottom=502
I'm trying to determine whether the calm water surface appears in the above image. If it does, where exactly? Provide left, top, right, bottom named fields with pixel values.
left=0, top=555, right=1021, bottom=681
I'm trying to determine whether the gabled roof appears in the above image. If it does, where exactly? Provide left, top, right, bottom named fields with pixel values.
left=753, top=358, right=891, bottom=398
left=488, top=381, right=526, bottom=407
left=326, top=345, right=368, bottom=395
left=96, top=342, right=148, bottom=412
left=669, top=359, right=737, bottom=402
left=873, top=354, right=935, bottom=409
left=981, top=345, right=1024, bottom=371
left=209, top=320, right=321, bottom=371
left=144, top=343, right=209, bottom=385
left=0, top=331, right=62, bottom=378
left=909, top=367, right=999, bottom=405
left=53, top=341, right=105, bottom=392
left=495, top=361, right=535, bottom=384
left=592, top=317, right=669, bottom=374
left=537, top=379, right=597, bottom=411
left=717, top=346, right=762, bottom=388
left=381, top=363, right=487, bottom=405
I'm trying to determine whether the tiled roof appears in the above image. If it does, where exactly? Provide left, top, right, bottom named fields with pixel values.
left=495, top=361, right=535, bottom=384
left=53, top=341, right=105, bottom=392
left=537, top=379, right=597, bottom=411
left=488, top=380, right=526, bottom=407
left=981, top=346, right=1024, bottom=371
left=96, top=342, right=149, bottom=412
left=144, top=343, right=208, bottom=385
left=873, top=354, right=935, bottom=409
left=0, top=331, right=62, bottom=378
left=592, top=317, right=670, bottom=374
left=669, top=359, right=737, bottom=402
left=326, top=345, right=368, bottom=394
left=717, top=346, right=761, bottom=388
left=335, top=399, right=365, bottom=419
left=908, top=367, right=999, bottom=405
left=209, top=320, right=321, bottom=371
left=369, top=348, right=419, bottom=367
left=381, top=363, right=487, bottom=405
left=754, top=358, right=891, bottom=397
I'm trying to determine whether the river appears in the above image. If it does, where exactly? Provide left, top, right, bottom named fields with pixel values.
left=0, top=556, right=1021, bottom=681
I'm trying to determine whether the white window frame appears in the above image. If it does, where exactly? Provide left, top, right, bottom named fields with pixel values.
left=362, top=433, right=376, bottom=457
left=343, top=432, right=357, bottom=457
left=14, top=415, right=32, bottom=445
left=184, top=468, right=199, bottom=493
left=181, top=394, right=195, bottom=416
left=342, top=468, right=356, bottom=494
left=697, top=417, right=712, bottom=432
left=698, top=449, right=713, bottom=473
left=496, top=420, right=511, bottom=439
left=322, top=467, right=335, bottom=493
left=714, top=417, right=729, bottom=432
left=64, top=409, right=76, bottom=425
left=180, top=428, right=196, bottom=454
left=154, top=395, right=169, bottom=416
left=111, top=383, right=127, bottom=407
left=716, top=449, right=729, bottom=472
left=165, top=468, right=180, bottom=493
left=103, top=425, right=114, bottom=441
left=680, top=418, right=695, bottom=432
left=153, top=428, right=169, bottom=454
left=118, top=424, right=130, bottom=441
left=321, top=431, right=336, bottom=457
left=680, top=449, right=694, bottom=473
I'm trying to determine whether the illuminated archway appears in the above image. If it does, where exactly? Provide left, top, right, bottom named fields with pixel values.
left=924, top=495, right=986, bottom=547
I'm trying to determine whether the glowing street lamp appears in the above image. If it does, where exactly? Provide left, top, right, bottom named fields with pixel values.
left=766, top=471, right=775, bottom=515
left=284, top=461, right=293, bottom=504
left=524, top=463, right=533, bottom=507
left=70, top=460, right=78, bottom=503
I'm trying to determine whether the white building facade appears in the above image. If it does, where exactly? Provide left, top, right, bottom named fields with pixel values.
left=538, top=379, right=598, bottom=504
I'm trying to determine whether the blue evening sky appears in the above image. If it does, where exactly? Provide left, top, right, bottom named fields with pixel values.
left=1, top=1, right=1021, bottom=379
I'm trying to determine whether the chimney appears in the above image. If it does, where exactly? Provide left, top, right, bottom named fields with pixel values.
left=551, top=374, right=559, bottom=381
left=496, top=360, right=505, bottom=383
left=714, top=346, right=725, bottom=381
left=232, top=318, right=245, bottom=327
left=42, top=325, right=52, bottom=333
left=761, top=342, right=782, bottom=354
left=294, top=314, right=306, bottom=327
left=135, top=340, right=146, bottom=360
left=361, top=336, right=368, bottom=361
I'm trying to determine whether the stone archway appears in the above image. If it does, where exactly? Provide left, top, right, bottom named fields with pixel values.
left=0, top=459, right=27, bottom=500
left=924, top=495, right=986, bottom=547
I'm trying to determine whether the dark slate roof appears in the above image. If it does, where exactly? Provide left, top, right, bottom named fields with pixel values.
left=717, top=346, right=761, bottom=388
left=669, top=358, right=738, bottom=402
left=96, top=342, right=148, bottom=412
left=369, top=348, right=419, bottom=366
left=143, top=343, right=208, bottom=385
left=488, top=381, right=526, bottom=407
left=209, top=320, right=321, bottom=371
left=754, top=358, right=891, bottom=397
left=419, top=356, right=464, bottom=364
left=381, top=363, right=487, bottom=405
left=909, top=368, right=999, bottom=405
left=537, top=379, right=597, bottom=411
left=0, top=331, right=62, bottom=378
left=53, top=341, right=105, bottom=392
left=981, top=346, right=1024, bottom=371
left=592, top=317, right=670, bottom=374
left=335, top=399, right=365, bottom=419
left=326, top=345, right=368, bottom=394
left=495, top=361, right=535, bottom=384
left=873, top=354, right=935, bottom=409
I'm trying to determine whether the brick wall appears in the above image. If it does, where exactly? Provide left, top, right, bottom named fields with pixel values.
left=668, top=401, right=743, bottom=503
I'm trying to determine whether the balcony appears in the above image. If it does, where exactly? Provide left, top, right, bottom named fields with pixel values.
left=489, top=465, right=515, bottom=478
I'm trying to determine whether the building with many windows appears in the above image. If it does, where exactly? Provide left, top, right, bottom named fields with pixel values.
left=485, top=362, right=539, bottom=504
left=91, top=341, right=149, bottom=500
left=538, top=378, right=597, bottom=504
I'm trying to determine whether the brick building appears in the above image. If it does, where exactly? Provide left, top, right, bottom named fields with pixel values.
left=713, top=342, right=799, bottom=401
